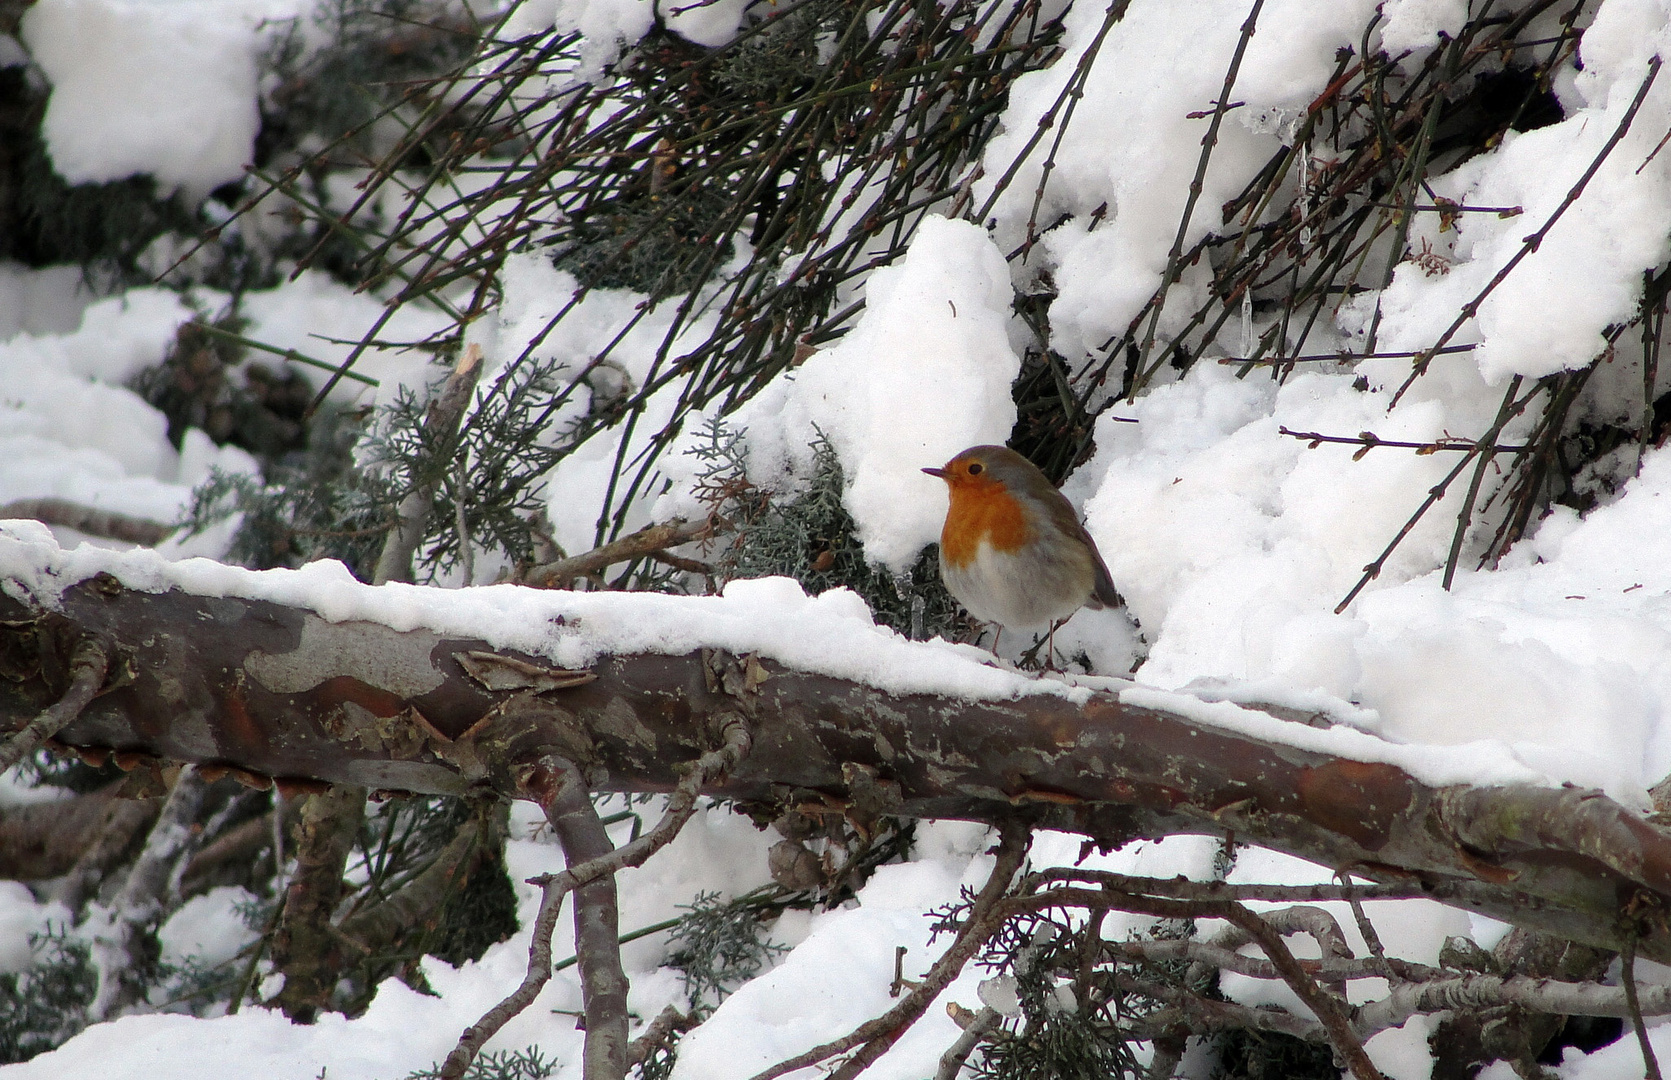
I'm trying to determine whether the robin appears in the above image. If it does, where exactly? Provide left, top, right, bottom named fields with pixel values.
left=922, top=445, right=1121, bottom=660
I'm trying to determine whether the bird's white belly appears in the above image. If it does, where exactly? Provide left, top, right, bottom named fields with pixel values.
left=941, top=539, right=1091, bottom=628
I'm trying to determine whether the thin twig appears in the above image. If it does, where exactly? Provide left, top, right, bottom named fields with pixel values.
left=1218, top=344, right=1477, bottom=366
left=1624, top=933, right=1666, bottom=1080
left=523, top=517, right=718, bottom=588
left=1334, top=869, right=1394, bottom=980
left=746, top=823, right=1029, bottom=1080
left=1442, top=377, right=1524, bottom=589
left=439, top=717, right=751, bottom=1080
left=0, top=640, right=108, bottom=773
left=1278, top=426, right=1530, bottom=455
left=1332, top=378, right=1540, bottom=613
left=1391, top=55, right=1663, bottom=405
left=1133, top=0, right=1266, bottom=392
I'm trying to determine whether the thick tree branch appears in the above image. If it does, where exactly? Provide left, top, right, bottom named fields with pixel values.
left=540, top=761, right=630, bottom=1080
left=87, top=765, right=210, bottom=1022
left=7, top=575, right=1671, bottom=962
left=270, top=784, right=366, bottom=1022
left=1, top=499, right=173, bottom=546
left=0, top=782, right=159, bottom=882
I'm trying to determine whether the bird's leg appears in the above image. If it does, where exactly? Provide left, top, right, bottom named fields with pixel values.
left=1044, top=618, right=1067, bottom=672
left=990, top=625, right=1002, bottom=657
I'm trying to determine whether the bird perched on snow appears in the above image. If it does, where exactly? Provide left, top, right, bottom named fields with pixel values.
left=922, top=445, right=1121, bottom=658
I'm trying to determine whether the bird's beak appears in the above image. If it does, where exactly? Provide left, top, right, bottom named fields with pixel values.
left=921, top=466, right=947, bottom=478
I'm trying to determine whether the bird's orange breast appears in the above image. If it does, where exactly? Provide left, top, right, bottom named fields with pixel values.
left=941, top=484, right=1030, bottom=567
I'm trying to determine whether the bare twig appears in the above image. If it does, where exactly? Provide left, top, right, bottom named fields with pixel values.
left=1278, top=426, right=1530, bottom=455
left=1134, top=0, right=1266, bottom=392
left=972, top=0, right=1130, bottom=224
left=440, top=717, right=751, bottom=1080
left=1334, top=377, right=1538, bottom=613
left=627, top=1004, right=694, bottom=1068
left=1219, top=903, right=1385, bottom=1079
left=1335, top=869, right=1394, bottom=980
left=1623, top=932, right=1665, bottom=1080
left=935, top=1005, right=1000, bottom=1080
left=523, top=517, right=718, bottom=589
left=1218, top=344, right=1477, bottom=366
left=1391, top=56, right=1663, bottom=405
left=746, top=822, right=1029, bottom=1080
left=0, top=639, right=108, bottom=773
left=1442, top=376, right=1525, bottom=589
left=1023, top=867, right=1429, bottom=905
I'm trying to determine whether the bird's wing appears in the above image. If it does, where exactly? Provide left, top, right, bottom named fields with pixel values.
left=1080, top=523, right=1124, bottom=609
left=1038, top=486, right=1124, bottom=610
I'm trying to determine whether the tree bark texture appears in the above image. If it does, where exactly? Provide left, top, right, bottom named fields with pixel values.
left=269, top=784, right=366, bottom=1022
left=6, top=576, right=1671, bottom=959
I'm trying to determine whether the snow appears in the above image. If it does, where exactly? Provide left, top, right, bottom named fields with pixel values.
left=20, top=0, right=302, bottom=198
left=975, top=0, right=1384, bottom=359
left=732, top=216, right=1022, bottom=572
left=10, top=0, right=1671, bottom=1075
left=156, top=887, right=260, bottom=971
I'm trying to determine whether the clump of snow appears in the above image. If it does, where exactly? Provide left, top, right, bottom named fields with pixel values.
left=20, top=0, right=301, bottom=197
left=1364, top=3, right=1671, bottom=386
left=487, top=253, right=726, bottom=557
left=735, top=216, right=1021, bottom=572
left=157, top=887, right=260, bottom=970
left=0, top=285, right=260, bottom=540
left=976, top=0, right=1382, bottom=359
left=0, top=883, right=65, bottom=976
left=1378, top=0, right=1469, bottom=54
left=0, top=264, right=98, bottom=340
left=502, top=0, right=752, bottom=73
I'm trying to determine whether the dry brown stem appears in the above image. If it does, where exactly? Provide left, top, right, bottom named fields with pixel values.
left=0, top=499, right=173, bottom=546
left=745, top=822, right=1028, bottom=1080
left=522, top=517, right=717, bottom=589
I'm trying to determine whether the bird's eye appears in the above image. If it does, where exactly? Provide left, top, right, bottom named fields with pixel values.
left=967, top=463, right=983, bottom=475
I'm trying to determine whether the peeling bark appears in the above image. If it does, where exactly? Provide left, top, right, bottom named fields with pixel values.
left=5, top=577, right=1671, bottom=960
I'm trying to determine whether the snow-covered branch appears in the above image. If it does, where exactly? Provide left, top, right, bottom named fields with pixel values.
left=5, top=543, right=1671, bottom=969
